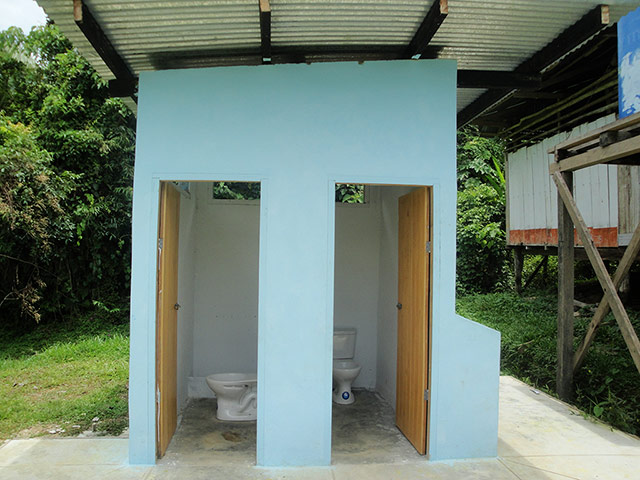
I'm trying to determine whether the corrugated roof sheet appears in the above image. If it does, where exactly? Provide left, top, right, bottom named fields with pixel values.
left=36, top=0, right=640, bottom=113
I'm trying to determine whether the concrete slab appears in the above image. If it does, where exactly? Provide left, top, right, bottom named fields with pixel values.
left=1, top=376, right=639, bottom=479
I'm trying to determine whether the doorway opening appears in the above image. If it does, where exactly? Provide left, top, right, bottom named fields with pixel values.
left=331, top=184, right=433, bottom=463
left=155, top=180, right=260, bottom=465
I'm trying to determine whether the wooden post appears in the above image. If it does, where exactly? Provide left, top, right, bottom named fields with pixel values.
left=514, top=248, right=524, bottom=294
left=557, top=171, right=574, bottom=401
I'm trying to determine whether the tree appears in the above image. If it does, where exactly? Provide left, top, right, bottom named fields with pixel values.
left=0, top=24, right=135, bottom=326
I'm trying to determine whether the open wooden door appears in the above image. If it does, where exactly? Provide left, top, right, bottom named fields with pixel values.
left=156, top=182, right=180, bottom=458
left=396, top=186, right=432, bottom=455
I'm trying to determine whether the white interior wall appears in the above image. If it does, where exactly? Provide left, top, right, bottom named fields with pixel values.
left=176, top=185, right=197, bottom=412
left=333, top=188, right=381, bottom=389
left=375, top=186, right=414, bottom=408
left=191, top=183, right=260, bottom=385
left=186, top=183, right=388, bottom=395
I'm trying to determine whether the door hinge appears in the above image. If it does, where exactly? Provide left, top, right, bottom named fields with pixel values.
left=424, top=389, right=429, bottom=401
left=156, top=386, right=161, bottom=405
left=158, top=238, right=163, bottom=250
left=425, top=241, right=431, bottom=253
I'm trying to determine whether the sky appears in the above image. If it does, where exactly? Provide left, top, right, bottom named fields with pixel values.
left=0, top=0, right=47, bottom=33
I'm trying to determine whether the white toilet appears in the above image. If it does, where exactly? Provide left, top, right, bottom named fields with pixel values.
left=333, top=327, right=361, bottom=405
left=205, top=373, right=257, bottom=421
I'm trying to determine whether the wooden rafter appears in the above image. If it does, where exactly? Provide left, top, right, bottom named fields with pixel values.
left=404, top=0, right=448, bottom=58
left=73, top=0, right=136, bottom=98
left=259, top=0, right=271, bottom=62
left=458, top=4, right=610, bottom=128
left=457, top=70, right=541, bottom=90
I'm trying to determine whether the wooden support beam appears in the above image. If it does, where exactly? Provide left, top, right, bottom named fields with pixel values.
left=514, top=248, right=524, bottom=294
left=108, top=78, right=136, bottom=98
left=552, top=171, right=640, bottom=376
left=523, top=255, right=547, bottom=292
left=550, top=111, right=640, bottom=154
left=551, top=135, right=640, bottom=173
left=259, top=0, right=271, bottom=62
left=458, top=5, right=610, bottom=127
left=573, top=223, right=640, bottom=372
left=556, top=171, right=575, bottom=401
left=73, top=0, right=135, bottom=84
left=457, top=70, right=541, bottom=90
left=404, top=0, right=448, bottom=58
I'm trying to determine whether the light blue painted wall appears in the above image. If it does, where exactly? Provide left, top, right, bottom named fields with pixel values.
left=129, top=60, right=500, bottom=466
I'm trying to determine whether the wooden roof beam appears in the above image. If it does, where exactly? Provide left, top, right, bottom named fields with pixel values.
left=404, top=0, right=448, bottom=58
left=457, top=4, right=610, bottom=128
left=73, top=0, right=136, bottom=98
left=457, top=70, right=541, bottom=90
left=259, top=0, right=271, bottom=63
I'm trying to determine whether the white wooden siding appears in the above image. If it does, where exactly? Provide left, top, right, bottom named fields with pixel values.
left=507, top=114, right=619, bottom=242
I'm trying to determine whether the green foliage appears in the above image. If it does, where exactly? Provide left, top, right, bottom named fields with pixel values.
left=457, top=128, right=506, bottom=196
left=0, top=25, right=135, bottom=326
left=458, top=292, right=640, bottom=436
left=456, top=182, right=508, bottom=293
left=0, top=115, right=78, bottom=322
left=212, top=181, right=261, bottom=200
left=456, top=128, right=508, bottom=293
left=335, top=184, right=365, bottom=204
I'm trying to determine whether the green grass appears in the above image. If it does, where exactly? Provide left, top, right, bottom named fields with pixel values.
left=0, top=312, right=129, bottom=440
left=457, top=291, right=640, bottom=436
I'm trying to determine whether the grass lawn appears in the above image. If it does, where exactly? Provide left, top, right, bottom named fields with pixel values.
left=0, top=311, right=129, bottom=440
left=457, top=291, right=640, bottom=437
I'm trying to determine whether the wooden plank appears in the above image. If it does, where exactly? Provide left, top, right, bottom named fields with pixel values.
left=551, top=135, right=640, bottom=173
left=550, top=111, right=640, bottom=154
left=396, top=187, right=431, bottom=455
left=553, top=171, right=640, bottom=375
left=156, top=182, right=180, bottom=458
left=574, top=223, right=640, bottom=372
left=556, top=171, right=575, bottom=401
left=404, top=0, right=448, bottom=58
left=259, top=0, right=271, bottom=61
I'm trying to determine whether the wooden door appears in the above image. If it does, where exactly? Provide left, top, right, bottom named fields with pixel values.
left=156, top=182, right=180, bottom=458
left=396, top=186, right=432, bottom=455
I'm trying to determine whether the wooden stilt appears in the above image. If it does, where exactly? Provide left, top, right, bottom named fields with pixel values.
left=553, top=172, right=640, bottom=375
left=514, top=248, right=524, bottom=294
left=556, top=171, right=575, bottom=401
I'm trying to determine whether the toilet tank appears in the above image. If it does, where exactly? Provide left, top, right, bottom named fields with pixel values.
left=333, top=327, right=357, bottom=359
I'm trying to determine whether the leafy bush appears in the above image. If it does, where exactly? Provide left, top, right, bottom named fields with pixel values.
left=0, top=115, right=78, bottom=322
left=457, top=184, right=508, bottom=293
left=456, top=128, right=508, bottom=293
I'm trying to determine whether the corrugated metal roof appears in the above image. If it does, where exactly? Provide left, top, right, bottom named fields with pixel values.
left=36, top=0, right=640, bottom=113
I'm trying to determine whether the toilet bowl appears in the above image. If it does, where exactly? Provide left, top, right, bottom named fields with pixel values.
left=333, top=359, right=361, bottom=405
left=205, top=373, right=257, bottom=421
left=333, top=327, right=361, bottom=405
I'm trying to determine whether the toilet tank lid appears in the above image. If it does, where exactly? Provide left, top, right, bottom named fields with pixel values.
left=334, top=327, right=356, bottom=335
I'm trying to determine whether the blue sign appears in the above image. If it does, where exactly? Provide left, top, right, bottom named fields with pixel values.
left=619, top=6, right=640, bottom=118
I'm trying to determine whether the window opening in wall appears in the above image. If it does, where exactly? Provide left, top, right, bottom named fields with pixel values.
left=212, top=181, right=261, bottom=200
left=335, top=184, right=366, bottom=204
left=211, top=181, right=366, bottom=203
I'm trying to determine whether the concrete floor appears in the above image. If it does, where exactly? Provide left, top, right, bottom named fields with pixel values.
left=1, top=376, right=639, bottom=479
